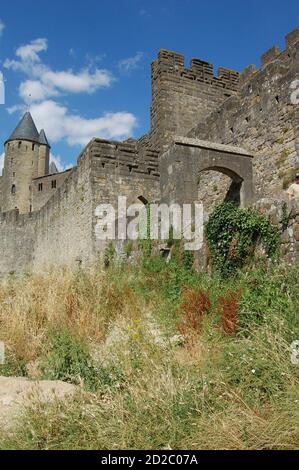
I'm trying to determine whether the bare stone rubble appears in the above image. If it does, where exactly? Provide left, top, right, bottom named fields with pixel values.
left=0, top=376, right=77, bottom=430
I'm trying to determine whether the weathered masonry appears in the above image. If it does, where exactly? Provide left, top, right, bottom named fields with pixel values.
left=0, top=26, right=299, bottom=275
left=160, top=137, right=254, bottom=208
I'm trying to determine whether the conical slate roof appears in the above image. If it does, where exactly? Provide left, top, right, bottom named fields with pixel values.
left=5, top=112, right=40, bottom=145
left=49, top=161, right=58, bottom=174
left=39, top=129, right=50, bottom=148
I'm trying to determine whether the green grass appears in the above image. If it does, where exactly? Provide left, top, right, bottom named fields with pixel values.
left=0, top=256, right=298, bottom=449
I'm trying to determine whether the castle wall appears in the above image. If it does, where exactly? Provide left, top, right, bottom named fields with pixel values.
left=189, top=27, right=299, bottom=211
left=32, top=149, right=94, bottom=272
left=150, top=49, right=239, bottom=152
left=160, top=138, right=254, bottom=208
left=0, top=210, right=36, bottom=275
left=195, top=198, right=299, bottom=272
left=90, top=138, right=160, bottom=257
left=31, top=169, right=72, bottom=212
left=255, top=198, right=299, bottom=264
left=1, top=27, right=299, bottom=276
left=0, top=137, right=160, bottom=276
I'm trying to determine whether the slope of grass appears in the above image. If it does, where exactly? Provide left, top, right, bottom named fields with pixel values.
left=0, top=257, right=298, bottom=449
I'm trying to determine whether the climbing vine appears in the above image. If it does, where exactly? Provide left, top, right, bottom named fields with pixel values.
left=138, top=203, right=153, bottom=260
left=205, top=202, right=280, bottom=277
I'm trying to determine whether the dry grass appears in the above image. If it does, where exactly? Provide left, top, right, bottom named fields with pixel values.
left=0, top=261, right=298, bottom=449
left=0, top=267, right=143, bottom=367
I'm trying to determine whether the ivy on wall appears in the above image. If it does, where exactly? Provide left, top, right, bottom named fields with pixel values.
left=205, top=203, right=280, bottom=277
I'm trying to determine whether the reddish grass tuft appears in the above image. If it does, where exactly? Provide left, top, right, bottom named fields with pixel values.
left=218, top=289, right=242, bottom=335
left=177, top=288, right=211, bottom=336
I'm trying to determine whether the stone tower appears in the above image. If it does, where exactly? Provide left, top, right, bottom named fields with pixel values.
left=1, top=112, right=50, bottom=213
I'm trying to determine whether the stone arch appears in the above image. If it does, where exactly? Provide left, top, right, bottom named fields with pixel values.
left=197, top=165, right=244, bottom=207
left=160, top=137, right=254, bottom=208
left=198, top=165, right=243, bottom=181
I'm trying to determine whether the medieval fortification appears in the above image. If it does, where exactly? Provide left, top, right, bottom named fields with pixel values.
left=0, top=26, right=299, bottom=276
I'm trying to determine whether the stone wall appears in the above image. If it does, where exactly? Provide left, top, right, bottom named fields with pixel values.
left=255, top=198, right=299, bottom=264
left=150, top=48, right=239, bottom=152
left=0, top=147, right=94, bottom=276
left=31, top=169, right=72, bottom=212
left=195, top=198, right=299, bottom=272
left=0, top=137, right=160, bottom=276
left=32, top=149, right=94, bottom=272
left=189, top=26, right=299, bottom=211
left=0, top=209, right=35, bottom=275
left=90, top=137, right=160, bottom=258
left=160, top=137, right=254, bottom=207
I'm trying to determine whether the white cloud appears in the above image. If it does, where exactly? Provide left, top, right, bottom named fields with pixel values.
left=5, top=38, right=138, bottom=150
left=50, top=153, right=69, bottom=172
left=30, top=100, right=137, bottom=146
left=118, top=52, right=143, bottom=74
left=4, top=38, right=47, bottom=74
left=0, top=20, right=5, bottom=37
left=0, top=153, right=4, bottom=174
left=19, top=80, right=59, bottom=102
left=6, top=104, right=25, bottom=114
left=4, top=38, right=114, bottom=102
left=42, top=68, right=112, bottom=94
left=16, top=38, right=47, bottom=62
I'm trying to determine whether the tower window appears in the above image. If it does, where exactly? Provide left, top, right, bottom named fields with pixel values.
left=13, top=172, right=15, bottom=177
left=38, top=183, right=43, bottom=191
left=51, top=180, right=57, bottom=189
left=11, top=184, right=16, bottom=194
left=32, top=143, right=35, bottom=151
left=18, top=142, right=21, bottom=149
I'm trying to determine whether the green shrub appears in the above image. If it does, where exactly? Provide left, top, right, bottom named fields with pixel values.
left=0, top=348, right=27, bottom=377
left=104, top=241, right=116, bottom=267
left=206, top=202, right=280, bottom=277
left=1, top=256, right=299, bottom=450
left=40, top=328, right=98, bottom=390
left=124, top=240, right=134, bottom=257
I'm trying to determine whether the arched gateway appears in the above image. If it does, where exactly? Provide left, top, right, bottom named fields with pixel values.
left=160, top=137, right=254, bottom=208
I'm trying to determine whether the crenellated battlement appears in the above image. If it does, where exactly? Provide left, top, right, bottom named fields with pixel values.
left=153, top=49, right=239, bottom=91
left=90, top=137, right=160, bottom=179
left=188, top=25, right=299, bottom=213
left=150, top=48, right=240, bottom=150
left=240, top=26, right=299, bottom=84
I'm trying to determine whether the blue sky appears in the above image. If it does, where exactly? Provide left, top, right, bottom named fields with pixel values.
left=0, top=0, right=298, bottom=170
